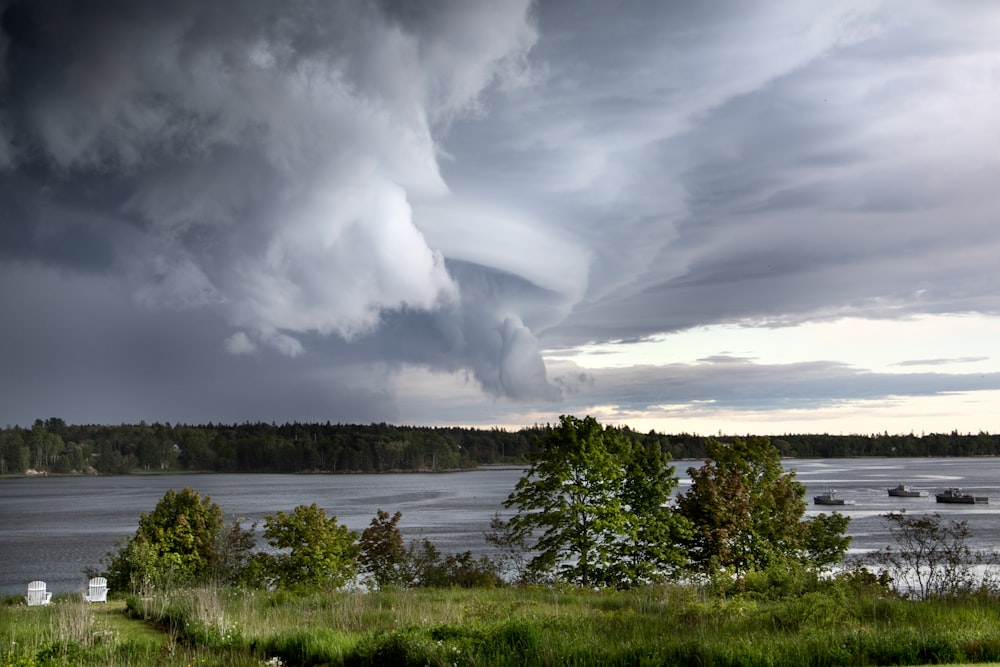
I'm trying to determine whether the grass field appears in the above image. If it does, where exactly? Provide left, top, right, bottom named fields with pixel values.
left=5, top=584, right=1000, bottom=666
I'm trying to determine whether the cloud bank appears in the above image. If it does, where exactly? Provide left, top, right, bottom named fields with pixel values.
left=3, top=0, right=1000, bottom=432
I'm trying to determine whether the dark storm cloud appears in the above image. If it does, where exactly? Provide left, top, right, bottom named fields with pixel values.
left=0, top=175, right=118, bottom=271
left=0, top=0, right=556, bottom=424
left=3, top=0, right=1000, bottom=428
left=542, top=3, right=1000, bottom=345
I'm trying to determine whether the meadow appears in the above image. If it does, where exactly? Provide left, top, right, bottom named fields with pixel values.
left=6, top=582, right=1000, bottom=666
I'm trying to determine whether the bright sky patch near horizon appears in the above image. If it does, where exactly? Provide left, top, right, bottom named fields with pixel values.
left=560, top=315, right=1000, bottom=376
left=2, top=1, right=999, bottom=435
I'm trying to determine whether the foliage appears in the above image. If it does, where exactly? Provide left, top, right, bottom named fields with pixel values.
left=403, top=538, right=445, bottom=588
left=402, top=539, right=503, bottom=588
left=676, top=436, right=850, bottom=578
left=802, top=511, right=852, bottom=569
left=358, top=509, right=503, bottom=589
left=260, top=503, right=360, bottom=590
left=136, top=487, right=224, bottom=576
left=211, top=516, right=259, bottom=586
left=434, top=551, right=503, bottom=588
left=604, top=438, right=691, bottom=587
left=484, top=512, right=532, bottom=585
left=12, top=584, right=1000, bottom=666
left=505, top=415, right=689, bottom=588
left=867, top=511, right=999, bottom=598
left=103, top=487, right=226, bottom=593
left=359, top=510, right=408, bottom=589
left=7, top=418, right=1000, bottom=476
left=104, top=536, right=161, bottom=595
left=505, top=416, right=626, bottom=586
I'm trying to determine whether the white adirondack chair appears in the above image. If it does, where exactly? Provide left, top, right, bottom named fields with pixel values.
left=84, top=576, right=108, bottom=603
left=25, top=580, right=52, bottom=606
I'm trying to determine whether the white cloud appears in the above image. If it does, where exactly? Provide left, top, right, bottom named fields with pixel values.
left=229, top=170, right=457, bottom=341
left=224, top=331, right=256, bottom=356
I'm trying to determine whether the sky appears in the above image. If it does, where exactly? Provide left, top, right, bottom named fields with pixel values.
left=2, top=0, right=1000, bottom=435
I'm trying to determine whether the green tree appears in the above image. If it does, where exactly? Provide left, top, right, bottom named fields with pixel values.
left=677, top=437, right=848, bottom=578
left=104, top=537, right=161, bottom=595
left=359, top=510, right=408, bottom=589
left=802, top=512, right=852, bottom=570
left=104, top=487, right=225, bottom=592
left=211, top=516, right=259, bottom=586
left=604, top=438, right=691, bottom=587
left=261, top=503, right=360, bottom=590
left=176, top=427, right=215, bottom=470
left=504, top=415, right=686, bottom=588
left=136, top=487, right=223, bottom=576
left=505, top=416, right=626, bottom=586
left=0, top=429, right=29, bottom=475
left=29, top=420, right=63, bottom=469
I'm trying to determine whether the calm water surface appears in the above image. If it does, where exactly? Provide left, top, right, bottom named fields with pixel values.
left=2, top=458, right=999, bottom=596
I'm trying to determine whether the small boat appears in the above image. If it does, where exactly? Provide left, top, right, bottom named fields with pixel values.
left=935, top=487, right=988, bottom=504
left=814, top=490, right=855, bottom=506
left=888, top=484, right=928, bottom=498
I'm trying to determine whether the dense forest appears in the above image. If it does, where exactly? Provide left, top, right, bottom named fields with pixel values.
left=2, top=417, right=999, bottom=476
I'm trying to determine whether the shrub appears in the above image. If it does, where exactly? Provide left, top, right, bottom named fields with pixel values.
left=103, top=488, right=231, bottom=593
left=260, top=504, right=360, bottom=590
left=359, top=510, right=408, bottom=589
left=868, top=511, right=999, bottom=598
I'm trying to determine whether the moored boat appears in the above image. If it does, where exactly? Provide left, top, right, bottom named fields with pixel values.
left=935, top=487, right=988, bottom=504
left=888, top=483, right=928, bottom=498
left=814, top=490, right=855, bottom=506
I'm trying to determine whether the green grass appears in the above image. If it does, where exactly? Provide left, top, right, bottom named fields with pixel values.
left=6, top=585, right=1000, bottom=666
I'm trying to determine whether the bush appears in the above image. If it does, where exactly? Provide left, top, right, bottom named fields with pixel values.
left=867, top=511, right=998, bottom=598
left=403, top=539, right=503, bottom=589
left=103, top=488, right=229, bottom=593
left=260, top=504, right=360, bottom=590
left=359, top=510, right=408, bottom=589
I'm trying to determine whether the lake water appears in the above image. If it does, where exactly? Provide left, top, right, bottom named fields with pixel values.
left=3, top=458, right=1000, bottom=596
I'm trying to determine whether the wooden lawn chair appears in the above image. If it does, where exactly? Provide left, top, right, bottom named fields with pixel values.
left=25, top=580, right=52, bottom=606
left=84, top=576, right=108, bottom=603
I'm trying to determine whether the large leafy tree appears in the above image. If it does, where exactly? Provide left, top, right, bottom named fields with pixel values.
left=505, top=415, right=687, bottom=587
left=135, top=487, right=224, bottom=576
left=505, top=416, right=625, bottom=586
left=676, top=437, right=849, bottom=578
left=261, top=503, right=360, bottom=590
left=104, top=487, right=246, bottom=592
left=604, top=438, right=691, bottom=587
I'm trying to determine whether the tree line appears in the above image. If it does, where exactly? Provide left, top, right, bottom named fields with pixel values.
left=3, top=417, right=1000, bottom=476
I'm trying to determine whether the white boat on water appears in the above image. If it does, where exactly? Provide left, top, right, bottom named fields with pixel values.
left=888, top=484, right=928, bottom=498
left=935, top=487, right=988, bottom=504
left=813, top=490, right=855, bottom=506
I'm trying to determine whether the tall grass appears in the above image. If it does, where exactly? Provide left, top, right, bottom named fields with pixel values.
left=6, top=583, right=1000, bottom=665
